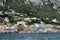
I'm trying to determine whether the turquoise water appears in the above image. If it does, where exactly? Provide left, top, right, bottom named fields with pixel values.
left=0, top=33, right=60, bottom=40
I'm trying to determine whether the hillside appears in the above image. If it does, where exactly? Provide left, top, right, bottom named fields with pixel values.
left=0, top=0, right=60, bottom=23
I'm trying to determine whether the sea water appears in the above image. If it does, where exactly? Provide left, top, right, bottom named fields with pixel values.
left=0, top=33, right=60, bottom=40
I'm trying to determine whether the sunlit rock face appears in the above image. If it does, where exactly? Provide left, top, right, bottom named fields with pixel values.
left=0, top=0, right=7, bottom=6
left=26, top=0, right=43, bottom=5
left=56, top=0, right=60, bottom=7
left=0, top=0, right=60, bottom=9
left=52, top=0, right=60, bottom=9
left=0, top=0, right=60, bottom=7
left=26, top=0, right=60, bottom=7
left=0, top=0, right=4, bottom=6
left=26, top=0, right=54, bottom=5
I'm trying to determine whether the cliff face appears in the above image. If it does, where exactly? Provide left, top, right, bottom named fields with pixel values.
left=27, top=0, right=60, bottom=6
left=27, top=0, right=53, bottom=5
left=0, top=0, right=60, bottom=8
left=26, top=0, right=43, bottom=5
left=0, top=0, right=4, bottom=6
left=56, top=0, right=60, bottom=7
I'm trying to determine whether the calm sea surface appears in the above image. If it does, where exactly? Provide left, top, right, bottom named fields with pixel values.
left=0, top=33, right=60, bottom=40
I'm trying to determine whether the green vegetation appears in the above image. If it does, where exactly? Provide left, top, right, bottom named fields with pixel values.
left=0, top=0, right=60, bottom=24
